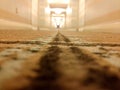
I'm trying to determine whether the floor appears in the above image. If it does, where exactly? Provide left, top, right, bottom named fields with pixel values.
left=0, top=30, right=120, bottom=90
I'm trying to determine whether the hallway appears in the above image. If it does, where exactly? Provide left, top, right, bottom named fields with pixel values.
left=0, top=0, right=120, bottom=90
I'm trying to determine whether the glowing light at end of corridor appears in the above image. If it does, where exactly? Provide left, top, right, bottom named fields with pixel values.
left=45, top=7, right=50, bottom=14
left=66, top=7, right=72, bottom=14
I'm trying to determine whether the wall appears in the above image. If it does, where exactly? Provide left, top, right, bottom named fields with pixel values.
left=81, top=0, right=120, bottom=32
left=0, top=0, right=38, bottom=30
left=32, top=0, right=39, bottom=30
left=56, top=0, right=79, bottom=30
left=79, top=0, right=85, bottom=31
left=38, top=0, right=50, bottom=30
left=0, top=0, right=31, bottom=23
left=71, top=0, right=79, bottom=29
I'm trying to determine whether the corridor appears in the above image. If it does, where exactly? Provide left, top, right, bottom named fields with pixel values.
left=0, top=0, right=120, bottom=90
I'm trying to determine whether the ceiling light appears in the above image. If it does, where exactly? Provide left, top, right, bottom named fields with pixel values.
left=48, top=0, right=69, bottom=4
left=48, top=0, right=53, bottom=3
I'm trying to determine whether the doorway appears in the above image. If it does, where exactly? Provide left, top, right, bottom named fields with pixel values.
left=51, top=13, right=65, bottom=29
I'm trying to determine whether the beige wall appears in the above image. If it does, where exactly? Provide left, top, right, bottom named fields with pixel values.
left=81, top=0, right=120, bottom=32
left=85, top=0, right=120, bottom=25
left=79, top=0, right=85, bottom=30
left=32, top=0, right=38, bottom=29
left=67, top=0, right=79, bottom=29
left=38, top=0, right=50, bottom=30
left=0, top=0, right=39, bottom=30
left=0, top=0, right=31, bottom=24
